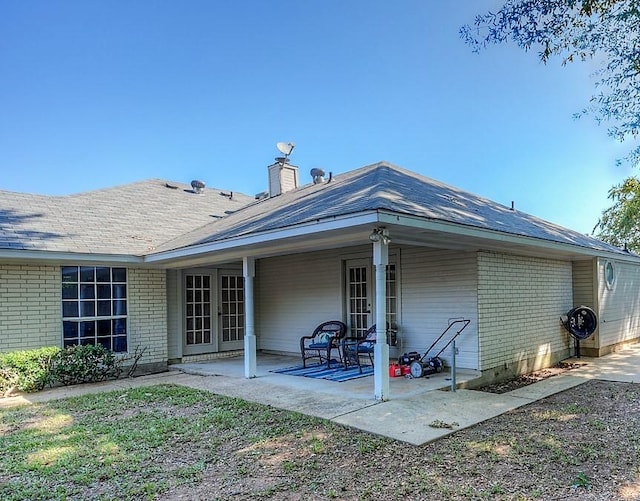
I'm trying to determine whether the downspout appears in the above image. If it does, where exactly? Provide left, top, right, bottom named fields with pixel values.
left=243, top=256, right=257, bottom=378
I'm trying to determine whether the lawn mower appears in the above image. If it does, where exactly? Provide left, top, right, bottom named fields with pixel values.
left=404, top=318, right=471, bottom=378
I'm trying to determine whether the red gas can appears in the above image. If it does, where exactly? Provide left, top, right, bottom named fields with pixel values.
left=388, top=363, right=402, bottom=377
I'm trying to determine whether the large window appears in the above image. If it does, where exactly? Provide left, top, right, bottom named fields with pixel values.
left=62, top=266, right=128, bottom=352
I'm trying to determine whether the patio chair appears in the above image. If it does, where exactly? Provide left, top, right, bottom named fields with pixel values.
left=300, top=320, right=347, bottom=368
left=342, top=324, right=397, bottom=373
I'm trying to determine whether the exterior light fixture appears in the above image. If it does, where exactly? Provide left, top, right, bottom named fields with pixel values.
left=369, top=228, right=390, bottom=245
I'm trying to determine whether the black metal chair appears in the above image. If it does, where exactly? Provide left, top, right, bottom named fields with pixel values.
left=342, top=324, right=397, bottom=373
left=300, top=320, right=347, bottom=368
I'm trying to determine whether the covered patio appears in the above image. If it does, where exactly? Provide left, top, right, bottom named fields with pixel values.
left=151, top=163, right=637, bottom=401
left=169, top=352, right=482, bottom=402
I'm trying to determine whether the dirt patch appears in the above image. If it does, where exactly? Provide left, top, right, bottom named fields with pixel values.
left=477, top=361, right=588, bottom=394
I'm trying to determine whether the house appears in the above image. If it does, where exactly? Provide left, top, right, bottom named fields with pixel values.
left=1, top=160, right=639, bottom=400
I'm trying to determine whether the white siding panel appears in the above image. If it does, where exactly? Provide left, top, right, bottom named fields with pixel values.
left=257, top=246, right=480, bottom=369
left=572, top=260, right=597, bottom=349
left=256, top=249, right=343, bottom=354
left=598, top=258, right=640, bottom=347
left=400, top=247, right=479, bottom=370
left=573, top=260, right=595, bottom=307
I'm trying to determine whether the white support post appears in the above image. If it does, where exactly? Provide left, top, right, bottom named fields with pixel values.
left=373, top=237, right=389, bottom=401
left=243, top=256, right=257, bottom=378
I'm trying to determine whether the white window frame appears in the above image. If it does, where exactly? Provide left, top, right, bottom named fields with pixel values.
left=342, top=250, right=401, bottom=333
left=604, top=260, right=616, bottom=290
left=61, top=266, right=128, bottom=353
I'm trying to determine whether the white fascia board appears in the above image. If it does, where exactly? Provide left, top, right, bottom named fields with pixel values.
left=145, top=211, right=380, bottom=264
left=377, top=211, right=639, bottom=262
left=0, top=248, right=144, bottom=265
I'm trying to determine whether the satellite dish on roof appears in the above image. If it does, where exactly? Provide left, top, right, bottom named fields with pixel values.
left=276, top=142, right=295, bottom=156
left=310, top=167, right=325, bottom=184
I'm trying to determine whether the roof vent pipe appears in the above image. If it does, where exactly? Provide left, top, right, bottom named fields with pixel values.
left=191, top=180, right=205, bottom=194
left=310, top=167, right=325, bottom=184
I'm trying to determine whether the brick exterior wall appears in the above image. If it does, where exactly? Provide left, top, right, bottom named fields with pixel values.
left=477, top=251, right=573, bottom=381
left=126, top=268, right=168, bottom=369
left=0, top=264, right=60, bottom=351
left=0, top=264, right=168, bottom=371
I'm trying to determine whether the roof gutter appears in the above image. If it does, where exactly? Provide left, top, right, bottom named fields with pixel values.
left=377, top=211, right=639, bottom=263
left=144, top=211, right=380, bottom=264
left=0, top=248, right=145, bottom=265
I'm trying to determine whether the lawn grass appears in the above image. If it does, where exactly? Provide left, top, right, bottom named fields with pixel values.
left=2, top=381, right=639, bottom=500
left=0, top=385, right=327, bottom=500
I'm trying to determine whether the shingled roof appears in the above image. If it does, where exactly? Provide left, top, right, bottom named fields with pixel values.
left=152, top=162, right=630, bottom=257
left=1, top=162, right=632, bottom=260
left=0, top=179, right=253, bottom=255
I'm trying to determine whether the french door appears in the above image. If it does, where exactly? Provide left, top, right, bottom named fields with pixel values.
left=183, top=270, right=245, bottom=354
left=346, top=259, right=373, bottom=338
left=183, top=273, right=214, bottom=355
left=345, top=258, right=398, bottom=338
left=219, top=272, right=245, bottom=351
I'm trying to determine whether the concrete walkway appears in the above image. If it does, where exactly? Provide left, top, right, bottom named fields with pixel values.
left=2, top=345, right=639, bottom=446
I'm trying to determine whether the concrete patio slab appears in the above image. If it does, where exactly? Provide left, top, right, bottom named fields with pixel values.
left=333, top=389, right=532, bottom=445
left=171, top=372, right=378, bottom=420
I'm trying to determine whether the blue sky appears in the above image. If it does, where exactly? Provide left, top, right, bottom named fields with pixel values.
left=1, top=1, right=635, bottom=235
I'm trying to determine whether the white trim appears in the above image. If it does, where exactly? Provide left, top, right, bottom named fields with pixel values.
left=604, top=260, right=616, bottom=290
left=144, top=212, right=379, bottom=263
left=373, top=238, right=389, bottom=401
left=60, top=265, right=129, bottom=353
left=376, top=211, right=638, bottom=262
left=0, top=249, right=144, bottom=264
left=145, top=208, right=637, bottom=266
left=182, top=270, right=218, bottom=356
left=243, top=256, right=257, bottom=378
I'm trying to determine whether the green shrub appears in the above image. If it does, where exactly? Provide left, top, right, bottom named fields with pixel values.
left=0, top=366, right=19, bottom=395
left=51, top=344, right=123, bottom=386
left=0, top=347, right=60, bottom=393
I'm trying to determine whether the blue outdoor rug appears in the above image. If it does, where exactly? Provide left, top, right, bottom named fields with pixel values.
left=271, top=362, right=374, bottom=382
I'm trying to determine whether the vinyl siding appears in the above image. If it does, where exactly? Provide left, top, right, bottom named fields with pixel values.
left=477, top=251, right=573, bottom=374
left=256, top=245, right=481, bottom=370
left=256, top=249, right=343, bottom=354
left=572, top=260, right=598, bottom=349
left=400, top=247, right=479, bottom=370
left=597, top=258, right=640, bottom=347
